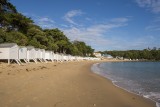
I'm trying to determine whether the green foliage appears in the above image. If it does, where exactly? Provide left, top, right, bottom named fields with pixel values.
left=73, top=41, right=94, bottom=56
left=7, top=13, right=33, bottom=33
left=5, top=31, right=28, bottom=45
left=0, top=0, right=95, bottom=56
left=105, top=48, right=160, bottom=61
left=29, top=38, right=46, bottom=49
left=44, top=28, right=68, bottom=41
left=44, top=28, right=70, bottom=53
left=27, top=27, right=47, bottom=49
left=0, top=28, right=6, bottom=43
left=0, top=0, right=17, bottom=13
left=68, top=44, right=80, bottom=56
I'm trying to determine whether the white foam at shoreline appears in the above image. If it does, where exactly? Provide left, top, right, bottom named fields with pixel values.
left=156, top=103, right=160, bottom=107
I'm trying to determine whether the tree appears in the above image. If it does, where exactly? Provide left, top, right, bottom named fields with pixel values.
left=44, top=28, right=70, bottom=53
left=5, top=31, right=28, bottom=45
left=27, top=27, right=47, bottom=49
left=0, top=0, right=17, bottom=29
left=0, top=28, right=6, bottom=43
left=7, top=13, right=33, bottom=33
left=0, top=0, right=17, bottom=13
left=73, top=41, right=94, bottom=56
left=0, top=0, right=95, bottom=56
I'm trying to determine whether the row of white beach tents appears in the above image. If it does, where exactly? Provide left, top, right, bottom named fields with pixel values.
left=0, top=43, right=100, bottom=65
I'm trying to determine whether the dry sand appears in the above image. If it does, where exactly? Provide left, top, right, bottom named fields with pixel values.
left=0, top=60, right=156, bottom=107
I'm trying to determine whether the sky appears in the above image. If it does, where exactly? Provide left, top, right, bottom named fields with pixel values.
left=10, top=0, right=160, bottom=51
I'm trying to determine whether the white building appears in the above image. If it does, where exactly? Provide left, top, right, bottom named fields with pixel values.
left=35, top=48, right=43, bottom=62
left=19, top=46, right=27, bottom=63
left=93, top=52, right=102, bottom=58
left=40, top=49, right=45, bottom=61
left=0, top=43, right=21, bottom=64
left=45, top=51, right=53, bottom=61
left=26, top=46, right=37, bottom=63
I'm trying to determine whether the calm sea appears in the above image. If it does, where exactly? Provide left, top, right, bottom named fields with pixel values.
left=91, top=62, right=160, bottom=107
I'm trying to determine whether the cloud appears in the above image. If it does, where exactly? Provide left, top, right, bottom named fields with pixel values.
left=62, top=15, right=160, bottom=50
left=102, top=35, right=160, bottom=50
left=22, top=13, right=56, bottom=29
left=135, top=0, right=160, bottom=13
left=145, top=16, right=160, bottom=31
left=63, top=10, right=84, bottom=25
left=128, top=35, right=160, bottom=49
left=146, top=25, right=160, bottom=31
left=135, top=1, right=160, bottom=31
left=34, top=17, right=55, bottom=29
left=62, top=17, right=129, bottom=51
left=111, top=17, right=129, bottom=23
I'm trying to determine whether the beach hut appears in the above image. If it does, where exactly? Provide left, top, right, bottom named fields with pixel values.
left=52, top=53, right=58, bottom=61
left=19, top=46, right=28, bottom=63
left=35, top=48, right=43, bottom=62
left=26, top=46, right=37, bottom=63
left=45, top=51, right=53, bottom=61
left=58, top=54, right=63, bottom=62
left=40, top=49, right=46, bottom=62
left=50, top=51, right=54, bottom=62
left=57, top=53, right=63, bottom=62
left=63, top=55, right=68, bottom=61
left=53, top=53, right=62, bottom=62
left=0, top=43, right=21, bottom=64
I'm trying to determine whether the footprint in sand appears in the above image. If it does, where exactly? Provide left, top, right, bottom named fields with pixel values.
left=26, top=69, right=30, bottom=72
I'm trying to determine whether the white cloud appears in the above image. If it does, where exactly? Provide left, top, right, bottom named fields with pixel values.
left=22, top=13, right=56, bottom=29
left=102, top=35, right=160, bottom=50
left=64, top=10, right=84, bottom=25
left=135, top=1, right=160, bottom=31
left=128, top=35, right=160, bottom=49
left=34, top=17, right=55, bottom=29
left=85, top=17, right=92, bottom=21
left=111, top=17, right=129, bottom=23
left=62, top=17, right=129, bottom=51
left=145, top=16, right=160, bottom=31
left=38, top=17, right=54, bottom=23
left=135, top=0, right=160, bottom=13
left=146, top=25, right=160, bottom=31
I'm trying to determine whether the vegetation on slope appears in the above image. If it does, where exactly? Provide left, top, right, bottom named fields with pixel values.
left=0, top=0, right=94, bottom=56
left=103, top=48, right=160, bottom=61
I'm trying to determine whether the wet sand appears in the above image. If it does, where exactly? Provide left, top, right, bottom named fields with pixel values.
left=0, top=60, right=156, bottom=107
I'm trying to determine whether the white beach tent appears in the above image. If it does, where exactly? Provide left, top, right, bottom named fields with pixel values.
left=19, top=46, right=28, bottom=63
left=26, top=46, right=37, bottom=63
left=0, top=43, right=21, bottom=64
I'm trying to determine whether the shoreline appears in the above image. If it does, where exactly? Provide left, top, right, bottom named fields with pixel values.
left=91, top=61, right=158, bottom=106
left=0, top=60, right=156, bottom=107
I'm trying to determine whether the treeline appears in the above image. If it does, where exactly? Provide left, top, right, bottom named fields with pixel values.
left=103, top=48, right=160, bottom=60
left=0, top=0, right=94, bottom=56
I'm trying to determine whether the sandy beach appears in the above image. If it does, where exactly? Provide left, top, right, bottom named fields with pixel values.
left=0, top=60, right=156, bottom=107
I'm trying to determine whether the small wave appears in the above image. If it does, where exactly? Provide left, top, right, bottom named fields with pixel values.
left=143, top=92, right=160, bottom=106
left=91, top=63, right=100, bottom=74
left=156, top=103, right=160, bottom=107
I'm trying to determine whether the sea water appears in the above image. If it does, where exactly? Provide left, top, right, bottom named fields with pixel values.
left=91, top=62, right=160, bottom=107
